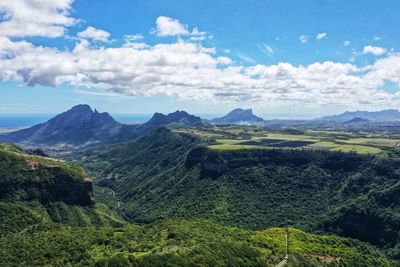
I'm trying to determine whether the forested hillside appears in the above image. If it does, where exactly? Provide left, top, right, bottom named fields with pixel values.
left=0, top=142, right=123, bottom=229
left=0, top=141, right=391, bottom=266
left=73, top=128, right=400, bottom=259
left=0, top=219, right=391, bottom=266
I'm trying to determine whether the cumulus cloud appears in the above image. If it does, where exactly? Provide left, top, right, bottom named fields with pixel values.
left=0, top=5, right=399, bottom=109
left=153, top=16, right=209, bottom=40
left=154, top=16, right=189, bottom=36
left=343, top=41, right=351, bottom=46
left=0, top=0, right=76, bottom=38
left=363, top=45, right=387, bottom=56
left=316, top=32, right=327, bottom=40
left=2, top=33, right=400, bottom=109
left=77, top=27, right=110, bottom=42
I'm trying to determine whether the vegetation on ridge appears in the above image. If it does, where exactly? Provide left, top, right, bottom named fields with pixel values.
left=72, top=127, right=400, bottom=259
left=0, top=219, right=391, bottom=266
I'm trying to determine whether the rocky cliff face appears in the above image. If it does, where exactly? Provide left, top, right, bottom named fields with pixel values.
left=186, top=146, right=367, bottom=176
left=0, top=143, right=94, bottom=206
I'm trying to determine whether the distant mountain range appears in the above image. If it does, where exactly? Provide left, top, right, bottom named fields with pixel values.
left=4, top=106, right=400, bottom=151
left=0, top=104, right=202, bottom=151
left=208, top=108, right=267, bottom=126
left=321, top=109, right=400, bottom=122
left=343, top=117, right=370, bottom=124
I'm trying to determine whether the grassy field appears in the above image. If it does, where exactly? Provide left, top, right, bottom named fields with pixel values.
left=172, top=125, right=397, bottom=154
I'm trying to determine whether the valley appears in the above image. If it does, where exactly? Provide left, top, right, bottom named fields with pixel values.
left=2, top=1, right=400, bottom=265
left=1, top=140, right=394, bottom=266
left=1, top=106, right=400, bottom=266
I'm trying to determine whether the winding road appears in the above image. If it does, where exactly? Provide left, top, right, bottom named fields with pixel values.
left=275, top=230, right=288, bottom=267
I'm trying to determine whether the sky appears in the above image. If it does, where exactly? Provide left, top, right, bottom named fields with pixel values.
left=1, top=0, right=400, bottom=119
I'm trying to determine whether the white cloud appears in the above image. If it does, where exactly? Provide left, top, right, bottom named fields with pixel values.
left=124, top=34, right=144, bottom=42
left=77, top=27, right=110, bottom=42
left=153, top=16, right=209, bottom=41
left=154, top=16, right=189, bottom=36
left=1, top=15, right=400, bottom=109
left=259, top=43, right=274, bottom=57
left=191, top=27, right=206, bottom=36
left=0, top=0, right=76, bottom=38
left=189, top=36, right=207, bottom=42
left=373, top=36, right=381, bottom=41
left=363, top=45, right=387, bottom=56
left=316, top=32, right=327, bottom=40
left=343, top=41, right=351, bottom=46
left=299, top=35, right=309, bottom=43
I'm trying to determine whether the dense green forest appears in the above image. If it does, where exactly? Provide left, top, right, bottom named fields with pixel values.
left=0, top=142, right=122, bottom=227
left=2, top=128, right=400, bottom=265
left=72, top=127, right=400, bottom=259
left=0, top=214, right=392, bottom=266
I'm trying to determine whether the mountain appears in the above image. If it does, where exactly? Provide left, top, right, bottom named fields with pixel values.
left=209, top=108, right=267, bottom=126
left=321, top=109, right=400, bottom=122
left=0, top=105, right=203, bottom=151
left=133, top=110, right=202, bottom=135
left=71, top=128, right=400, bottom=258
left=343, top=117, right=370, bottom=124
left=146, top=111, right=202, bottom=126
left=0, top=104, right=128, bottom=150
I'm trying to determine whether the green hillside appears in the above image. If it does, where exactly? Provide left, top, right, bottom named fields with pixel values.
left=0, top=142, right=124, bottom=229
left=72, top=128, right=400, bottom=259
left=0, top=219, right=391, bottom=266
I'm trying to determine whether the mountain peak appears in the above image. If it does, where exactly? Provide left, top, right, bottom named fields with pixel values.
left=229, top=108, right=253, bottom=115
left=147, top=110, right=202, bottom=126
left=68, top=104, right=94, bottom=114
left=210, top=108, right=266, bottom=126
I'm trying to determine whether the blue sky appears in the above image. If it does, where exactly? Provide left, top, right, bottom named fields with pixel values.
left=1, top=0, right=400, bottom=118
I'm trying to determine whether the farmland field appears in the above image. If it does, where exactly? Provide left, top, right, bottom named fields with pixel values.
left=173, top=125, right=398, bottom=154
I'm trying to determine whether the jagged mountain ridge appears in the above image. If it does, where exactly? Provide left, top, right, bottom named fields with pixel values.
left=0, top=105, right=202, bottom=151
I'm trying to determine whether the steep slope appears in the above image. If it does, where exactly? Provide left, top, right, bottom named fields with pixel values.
left=72, top=128, right=400, bottom=258
left=0, top=219, right=391, bottom=266
left=0, top=142, right=93, bottom=205
left=210, top=108, right=267, bottom=126
left=321, top=109, right=400, bottom=122
left=1, top=135, right=390, bottom=266
left=0, top=105, right=203, bottom=151
left=0, top=142, right=122, bottom=231
left=0, top=105, right=129, bottom=150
